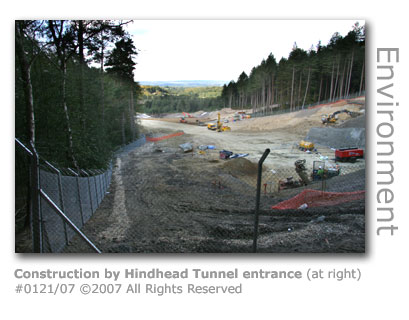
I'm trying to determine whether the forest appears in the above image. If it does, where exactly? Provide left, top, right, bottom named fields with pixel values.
left=140, top=23, right=365, bottom=116
left=141, top=85, right=223, bottom=115
left=221, top=23, right=365, bottom=113
left=15, top=20, right=140, bottom=169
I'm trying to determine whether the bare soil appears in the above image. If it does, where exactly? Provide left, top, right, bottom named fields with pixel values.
left=65, top=100, right=366, bottom=253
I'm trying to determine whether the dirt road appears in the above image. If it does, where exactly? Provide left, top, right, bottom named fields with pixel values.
left=142, top=119, right=328, bottom=170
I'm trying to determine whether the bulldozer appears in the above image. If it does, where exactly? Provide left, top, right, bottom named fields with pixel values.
left=321, top=109, right=360, bottom=124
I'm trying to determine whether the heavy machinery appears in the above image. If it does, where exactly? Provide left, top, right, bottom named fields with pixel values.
left=312, top=161, right=340, bottom=181
left=335, top=147, right=364, bottom=162
left=208, top=113, right=231, bottom=131
left=294, top=159, right=310, bottom=185
left=299, top=140, right=315, bottom=151
left=279, top=159, right=341, bottom=190
left=217, top=113, right=231, bottom=132
left=179, top=112, right=193, bottom=123
left=279, top=159, right=309, bottom=190
left=321, top=109, right=360, bottom=124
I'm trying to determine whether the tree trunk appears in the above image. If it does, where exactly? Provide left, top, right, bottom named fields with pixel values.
left=333, top=57, right=340, bottom=100
left=61, top=63, right=79, bottom=170
left=290, top=67, right=295, bottom=111
left=359, top=58, right=365, bottom=95
left=78, top=20, right=86, bottom=131
left=271, top=74, right=275, bottom=105
left=318, top=74, right=323, bottom=103
left=329, top=60, right=335, bottom=101
left=15, top=22, right=36, bottom=228
left=339, top=57, right=347, bottom=99
left=302, top=67, right=311, bottom=108
left=347, top=50, right=354, bottom=95
left=297, top=70, right=302, bottom=109
left=15, top=23, right=35, bottom=145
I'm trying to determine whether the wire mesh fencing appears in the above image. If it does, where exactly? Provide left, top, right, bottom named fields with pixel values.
left=38, top=164, right=112, bottom=253
left=15, top=139, right=112, bottom=253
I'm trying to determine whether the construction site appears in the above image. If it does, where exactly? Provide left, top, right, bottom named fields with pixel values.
left=63, top=96, right=366, bottom=253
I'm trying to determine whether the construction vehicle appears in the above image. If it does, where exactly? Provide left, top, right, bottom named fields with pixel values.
left=207, top=122, right=217, bottom=130
left=335, top=147, right=364, bottom=162
left=217, top=113, right=231, bottom=132
left=312, top=161, right=340, bottom=181
left=321, top=109, right=360, bottom=124
left=179, top=112, right=193, bottom=123
left=207, top=113, right=231, bottom=131
left=206, top=113, right=231, bottom=131
left=294, top=159, right=310, bottom=185
left=279, top=159, right=309, bottom=190
left=299, top=140, right=315, bottom=151
left=278, top=176, right=302, bottom=191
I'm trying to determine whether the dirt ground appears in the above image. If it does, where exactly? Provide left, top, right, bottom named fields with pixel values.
left=65, top=100, right=366, bottom=253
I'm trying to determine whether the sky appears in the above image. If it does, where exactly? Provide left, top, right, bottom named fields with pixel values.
left=126, top=20, right=364, bottom=83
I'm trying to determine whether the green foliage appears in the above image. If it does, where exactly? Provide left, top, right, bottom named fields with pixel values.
left=141, top=86, right=224, bottom=114
left=105, top=37, right=137, bottom=83
left=221, top=23, right=366, bottom=111
left=15, top=20, right=140, bottom=169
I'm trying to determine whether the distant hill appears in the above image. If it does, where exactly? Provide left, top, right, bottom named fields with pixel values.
left=138, top=80, right=228, bottom=87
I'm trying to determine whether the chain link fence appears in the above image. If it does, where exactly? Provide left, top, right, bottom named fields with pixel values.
left=15, top=136, right=145, bottom=253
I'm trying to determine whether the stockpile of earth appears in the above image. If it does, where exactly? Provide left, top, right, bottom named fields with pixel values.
left=219, top=157, right=259, bottom=177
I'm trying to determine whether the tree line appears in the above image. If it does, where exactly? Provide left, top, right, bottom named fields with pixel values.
left=221, top=23, right=365, bottom=114
left=15, top=20, right=141, bottom=169
left=141, top=86, right=223, bottom=115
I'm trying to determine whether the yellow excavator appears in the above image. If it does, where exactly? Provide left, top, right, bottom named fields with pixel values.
left=207, top=113, right=231, bottom=132
left=321, top=109, right=360, bottom=124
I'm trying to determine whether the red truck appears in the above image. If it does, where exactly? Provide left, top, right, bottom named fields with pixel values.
left=335, top=147, right=364, bottom=162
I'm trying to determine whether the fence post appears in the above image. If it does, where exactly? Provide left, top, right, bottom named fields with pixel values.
left=97, top=169, right=105, bottom=198
left=39, top=189, right=101, bottom=253
left=252, top=148, right=270, bottom=253
left=29, top=142, right=43, bottom=253
left=68, top=168, right=85, bottom=226
left=82, top=169, right=94, bottom=214
left=90, top=170, right=100, bottom=205
left=45, top=161, right=68, bottom=245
